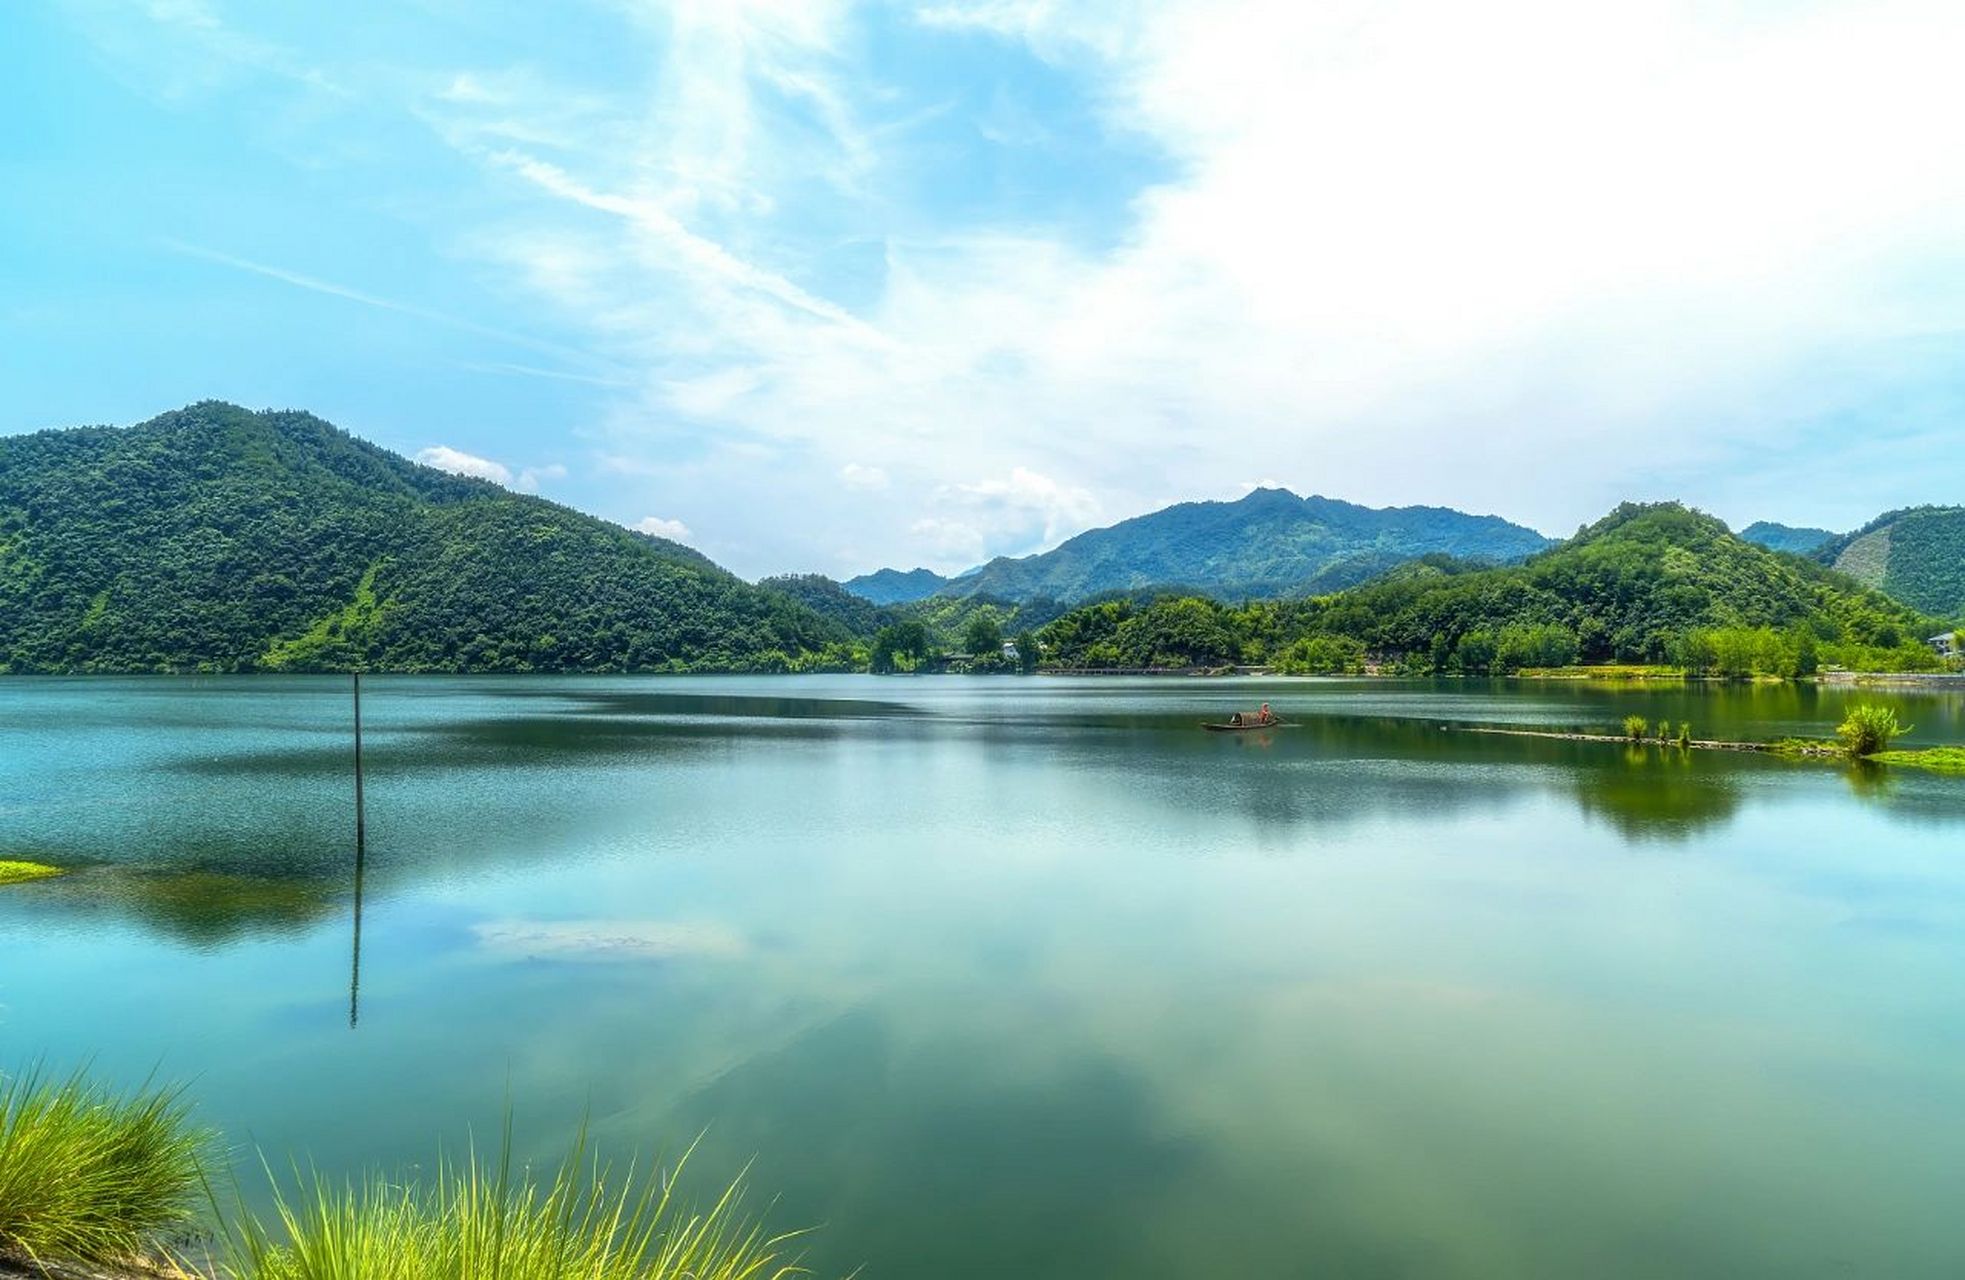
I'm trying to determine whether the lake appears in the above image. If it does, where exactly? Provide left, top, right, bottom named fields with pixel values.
left=4, top=675, right=1965, bottom=1278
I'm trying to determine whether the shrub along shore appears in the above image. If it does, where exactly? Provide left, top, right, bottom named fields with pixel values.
left=0, top=1072, right=819, bottom=1280
left=1452, top=705, right=1963, bottom=774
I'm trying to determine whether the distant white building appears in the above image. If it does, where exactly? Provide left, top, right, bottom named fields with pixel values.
left=1933, top=632, right=1958, bottom=658
left=1001, top=640, right=1020, bottom=661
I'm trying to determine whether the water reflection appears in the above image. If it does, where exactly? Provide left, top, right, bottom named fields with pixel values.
left=5, top=677, right=1965, bottom=1279
left=14, top=866, right=341, bottom=947
left=6, top=678, right=1964, bottom=948
left=655, top=1010, right=1203, bottom=1280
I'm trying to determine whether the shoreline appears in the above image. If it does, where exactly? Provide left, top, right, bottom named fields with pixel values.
left=3, top=665, right=1962, bottom=683
left=1449, top=725, right=1841, bottom=758
left=1450, top=725, right=1964, bottom=774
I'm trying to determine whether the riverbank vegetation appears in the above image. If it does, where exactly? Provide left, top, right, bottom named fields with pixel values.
left=1516, top=664, right=1687, bottom=680
left=0, top=861, right=63, bottom=887
left=1869, top=746, right=1965, bottom=775
left=1837, top=705, right=1910, bottom=757
left=226, top=1139, right=808, bottom=1280
left=0, top=1067, right=818, bottom=1280
left=1463, top=704, right=1949, bottom=772
left=0, top=1071, right=209, bottom=1268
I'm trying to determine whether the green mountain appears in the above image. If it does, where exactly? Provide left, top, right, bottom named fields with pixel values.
left=0, top=402, right=852, bottom=673
left=1814, top=506, right=1965, bottom=620
left=842, top=566, right=951, bottom=605
left=757, top=573, right=893, bottom=636
left=1038, top=503, right=1938, bottom=673
left=1740, top=520, right=1836, bottom=555
left=848, top=488, right=1553, bottom=606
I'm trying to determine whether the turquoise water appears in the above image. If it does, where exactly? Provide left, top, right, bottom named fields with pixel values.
left=3, top=675, right=1965, bottom=1277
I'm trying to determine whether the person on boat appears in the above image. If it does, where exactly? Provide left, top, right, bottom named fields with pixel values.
left=1228, top=711, right=1245, bottom=726
left=1256, top=702, right=1276, bottom=726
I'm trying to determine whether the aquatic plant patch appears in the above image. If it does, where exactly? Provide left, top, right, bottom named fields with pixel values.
left=0, top=861, right=63, bottom=887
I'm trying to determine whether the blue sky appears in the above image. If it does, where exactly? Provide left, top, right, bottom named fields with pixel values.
left=5, top=1, right=1964, bottom=578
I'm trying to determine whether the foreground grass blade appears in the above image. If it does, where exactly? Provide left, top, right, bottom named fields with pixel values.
left=219, top=1134, right=820, bottom=1280
left=0, top=1066, right=212, bottom=1267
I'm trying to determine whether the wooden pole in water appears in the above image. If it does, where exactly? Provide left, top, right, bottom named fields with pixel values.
left=353, top=671, right=366, bottom=850
left=349, top=850, right=365, bottom=1030
left=349, top=670, right=366, bottom=1030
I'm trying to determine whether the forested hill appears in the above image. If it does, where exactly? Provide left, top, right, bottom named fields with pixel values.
left=1037, top=503, right=1940, bottom=674
left=1814, top=506, right=1965, bottom=620
left=841, top=566, right=951, bottom=605
left=0, top=402, right=852, bottom=673
left=845, top=487, right=1552, bottom=606
left=1740, top=520, right=1836, bottom=555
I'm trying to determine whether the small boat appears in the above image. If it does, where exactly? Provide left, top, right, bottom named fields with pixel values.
left=1202, top=718, right=1286, bottom=732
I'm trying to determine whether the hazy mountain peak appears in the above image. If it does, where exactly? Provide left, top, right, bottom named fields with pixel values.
left=843, top=488, right=1553, bottom=605
left=1740, top=520, right=1837, bottom=555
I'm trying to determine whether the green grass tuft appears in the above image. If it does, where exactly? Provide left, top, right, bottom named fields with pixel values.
left=1869, top=746, right=1965, bottom=775
left=0, top=861, right=64, bottom=887
left=1836, top=704, right=1911, bottom=757
left=220, top=1132, right=821, bottom=1280
left=0, top=1068, right=212, bottom=1267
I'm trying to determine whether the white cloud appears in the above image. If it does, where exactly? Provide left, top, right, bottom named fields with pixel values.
left=633, top=515, right=693, bottom=542
left=110, top=1, right=1965, bottom=573
left=942, top=467, right=1101, bottom=554
left=516, top=463, right=568, bottom=492
left=415, top=448, right=569, bottom=494
left=415, top=445, right=512, bottom=484
left=429, top=1, right=1965, bottom=571
left=909, top=517, right=988, bottom=566
left=840, top=462, right=890, bottom=490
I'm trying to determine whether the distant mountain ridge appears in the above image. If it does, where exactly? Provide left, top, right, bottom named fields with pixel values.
left=843, top=566, right=954, bottom=605
left=1035, top=502, right=1937, bottom=672
left=0, top=402, right=848, bottom=672
left=1740, top=521, right=1836, bottom=555
left=1814, top=506, right=1965, bottom=620
left=845, top=488, right=1553, bottom=606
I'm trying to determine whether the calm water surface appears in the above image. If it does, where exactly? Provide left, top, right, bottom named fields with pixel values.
left=4, top=675, right=1965, bottom=1277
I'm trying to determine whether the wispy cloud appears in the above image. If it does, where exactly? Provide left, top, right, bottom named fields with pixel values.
left=65, top=0, right=350, bottom=99
left=454, top=360, right=634, bottom=389
left=164, top=240, right=613, bottom=372
left=840, top=462, right=890, bottom=491
left=483, top=150, right=889, bottom=341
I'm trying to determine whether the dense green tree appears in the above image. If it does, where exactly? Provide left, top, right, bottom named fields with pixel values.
left=1013, top=630, right=1039, bottom=674
left=870, top=620, right=932, bottom=673
left=1454, top=630, right=1499, bottom=674
left=962, top=610, right=1005, bottom=658
left=1274, top=634, right=1365, bottom=674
